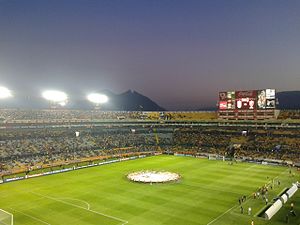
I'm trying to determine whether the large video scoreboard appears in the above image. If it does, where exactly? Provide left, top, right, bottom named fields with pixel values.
left=218, top=89, right=276, bottom=120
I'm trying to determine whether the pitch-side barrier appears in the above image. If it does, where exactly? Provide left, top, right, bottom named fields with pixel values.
left=264, top=182, right=298, bottom=220
left=0, top=154, right=154, bottom=184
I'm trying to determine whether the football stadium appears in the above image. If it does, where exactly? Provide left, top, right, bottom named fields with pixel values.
left=0, top=88, right=300, bottom=225
left=1, top=0, right=300, bottom=224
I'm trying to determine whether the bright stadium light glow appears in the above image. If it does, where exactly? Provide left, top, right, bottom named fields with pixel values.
left=0, top=86, right=12, bottom=99
left=42, top=90, right=68, bottom=103
left=87, top=93, right=108, bottom=104
left=58, top=101, right=66, bottom=106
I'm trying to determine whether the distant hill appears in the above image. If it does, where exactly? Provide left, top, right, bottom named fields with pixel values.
left=196, top=106, right=217, bottom=111
left=0, top=89, right=165, bottom=111
left=1, top=90, right=299, bottom=111
left=276, top=91, right=300, bottom=110
left=99, top=90, right=165, bottom=111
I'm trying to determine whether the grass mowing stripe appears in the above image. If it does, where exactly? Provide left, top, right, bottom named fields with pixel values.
left=1, top=156, right=298, bottom=225
left=10, top=208, right=51, bottom=225
left=205, top=165, right=290, bottom=225
left=56, top=198, right=91, bottom=210
left=30, top=192, right=128, bottom=225
left=206, top=204, right=237, bottom=225
left=206, top=187, right=262, bottom=225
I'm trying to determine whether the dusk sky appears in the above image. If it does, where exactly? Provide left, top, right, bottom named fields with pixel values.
left=0, top=0, right=300, bottom=110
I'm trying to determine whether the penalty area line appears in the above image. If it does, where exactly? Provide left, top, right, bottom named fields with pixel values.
left=30, top=192, right=128, bottom=225
left=57, top=197, right=91, bottom=210
left=9, top=208, right=51, bottom=225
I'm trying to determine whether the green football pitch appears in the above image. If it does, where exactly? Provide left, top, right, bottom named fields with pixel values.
left=1, top=155, right=299, bottom=225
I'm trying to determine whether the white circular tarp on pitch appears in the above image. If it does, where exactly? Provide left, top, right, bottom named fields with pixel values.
left=127, top=171, right=180, bottom=183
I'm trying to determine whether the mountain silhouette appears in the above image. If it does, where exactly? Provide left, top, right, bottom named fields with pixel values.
left=0, top=89, right=165, bottom=111
left=96, top=89, right=165, bottom=111
left=276, top=91, right=300, bottom=110
left=1, top=90, right=299, bottom=111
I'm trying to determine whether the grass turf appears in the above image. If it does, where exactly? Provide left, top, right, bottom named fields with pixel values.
left=0, top=155, right=299, bottom=225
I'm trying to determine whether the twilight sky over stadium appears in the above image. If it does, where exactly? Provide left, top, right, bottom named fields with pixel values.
left=0, top=0, right=300, bottom=110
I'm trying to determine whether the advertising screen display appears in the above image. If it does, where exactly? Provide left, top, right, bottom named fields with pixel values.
left=265, top=89, right=276, bottom=109
left=266, top=89, right=275, bottom=99
left=219, top=92, right=227, bottom=101
left=257, top=90, right=266, bottom=109
left=227, top=91, right=235, bottom=99
left=227, top=100, right=235, bottom=109
left=235, top=98, right=256, bottom=110
left=219, top=89, right=276, bottom=111
left=235, top=90, right=256, bottom=99
left=266, top=99, right=275, bottom=109
left=219, top=91, right=235, bottom=110
left=235, top=90, right=256, bottom=110
left=219, top=101, right=227, bottom=110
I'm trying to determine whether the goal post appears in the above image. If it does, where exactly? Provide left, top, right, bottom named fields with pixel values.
left=0, top=209, right=13, bottom=225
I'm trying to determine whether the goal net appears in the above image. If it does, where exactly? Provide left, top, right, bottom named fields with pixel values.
left=0, top=209, right=13, bottom=225
left=208, top=154, right=225, bottom=161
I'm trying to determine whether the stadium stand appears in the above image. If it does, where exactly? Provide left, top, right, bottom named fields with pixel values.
left=277, top=110, right=300, bottom=120
left=0, top=109, right=218, bottom=123
left=1, top=114, right=300, bottom=177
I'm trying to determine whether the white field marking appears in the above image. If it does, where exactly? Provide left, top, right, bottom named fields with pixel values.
left=206, top=167, right=290, bottom=225
left=0, top=208, right=13, bottom=225
left=245, top=164, right=258, bottom=170
left=206, top=164, right=264, bottom=225
left=0, top=219, right=12, bottom=225
left=206, top=190, right=255, bottom=225
left=9, top=207, right=51, bottom=225
left=0, top=221, right=11, bottom=225
left=57, top=198, right=90, bottom=210
left=206, top=205, right=236, bottom=225
left=30, top=192, right=128, bottom=225
left=274, top=168, right=289, bottom=179
left=193, top=165, right=260, bottom=195
left=265, top=168, right=289, bottom=186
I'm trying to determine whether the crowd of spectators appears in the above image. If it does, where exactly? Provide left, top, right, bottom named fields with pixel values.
left=277, top=110, right=300, bottom=120
left=1, top=121, right=300, bottom=175
left=0, top=112, right=300, bottom=176
left=0, top=109, right=218, bottom=123
left=1, top=109, right=300, bottom=131
left=0, top=128, right=159, bottom=174
left=0, top=109, right=147, bottom=122
left=171, top=128, right=300, bottom=162
left=2, top=109, right=300, bottom=123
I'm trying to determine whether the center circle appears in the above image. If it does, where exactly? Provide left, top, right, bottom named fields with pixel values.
left=127, top=171, right=181, bottom=183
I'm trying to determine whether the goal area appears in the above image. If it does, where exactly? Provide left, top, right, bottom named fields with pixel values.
left=208, top=154, right=225, bottom=161
left=0, top=209, right=13, bottom=225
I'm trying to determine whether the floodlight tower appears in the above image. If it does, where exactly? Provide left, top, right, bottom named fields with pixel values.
left=87, top=93, right=108, bottom=110
left=0, top=86, right=12, bottom=99
left=0, top=86, right=12, bottom=110
left=87, top=93, right=108, bottom=122
left=42, top=90, right=68, bottom=108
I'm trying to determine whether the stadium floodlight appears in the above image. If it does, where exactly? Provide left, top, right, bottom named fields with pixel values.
left=42, top=90, right=68, bottom=103
left=0, top=86, right=12, bottom=99
left=87, top=93, right=108, bottom=104
left=58, top=101, right=66, bottom=106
